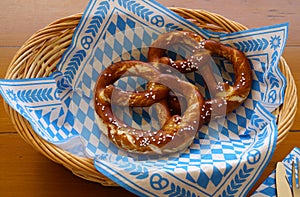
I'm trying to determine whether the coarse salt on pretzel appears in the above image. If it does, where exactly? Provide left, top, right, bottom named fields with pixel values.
left=148, top=31, right=207, bottom=73
left=148, top=31, right=252, bottom=123
left=94, top=60, right=203, bottom=154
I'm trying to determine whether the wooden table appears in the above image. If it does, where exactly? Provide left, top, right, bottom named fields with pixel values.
left=1, top=0, right=299, bottom=196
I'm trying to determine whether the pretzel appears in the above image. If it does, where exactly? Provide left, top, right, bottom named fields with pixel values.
left=94, top=60, right=203, bottom=154
left=104, top=31, right=208, bottom=110
left=148, top=31, right=207, bottom=73
left=148, top=31, right=252, bottom=123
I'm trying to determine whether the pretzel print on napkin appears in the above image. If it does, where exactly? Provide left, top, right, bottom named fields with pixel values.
left=0, top=0, right=288, bottom=196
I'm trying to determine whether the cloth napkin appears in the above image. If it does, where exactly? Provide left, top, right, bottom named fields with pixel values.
left=252, top=147, right=300, bottom=197
left=0, top=0, right=289, bottom=196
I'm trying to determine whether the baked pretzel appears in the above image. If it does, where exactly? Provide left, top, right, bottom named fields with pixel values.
left=94, top=60, right=203, bottom=154
left=148, top=31, right=252, bottom=123
left=103, top=31, right=210, bottom=111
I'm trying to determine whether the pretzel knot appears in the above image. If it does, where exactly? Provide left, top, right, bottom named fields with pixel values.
left=94, top=60, right=203, bottom=154
left=147, top=31, right=252, bottom=123
left=94, top=31, right=252, bottom=155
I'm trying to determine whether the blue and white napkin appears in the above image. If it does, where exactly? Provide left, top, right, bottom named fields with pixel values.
left=0, top=0, right=289, bottom=196
left=252, top=147, right=300, bottom=197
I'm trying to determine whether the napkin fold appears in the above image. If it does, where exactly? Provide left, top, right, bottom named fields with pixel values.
left=0, top=0, right=289, bottom=196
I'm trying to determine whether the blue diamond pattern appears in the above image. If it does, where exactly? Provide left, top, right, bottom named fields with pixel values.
left=95, top=48, right=104, bottom=62
left=0, top=2, right=288, bottom=197
left=65, top=111, right=74, bottom=126
left=81, top=127, right=92, bottom=140
left=122, top=110, right=133, bottom=126
left=211, top=166, right=223, bottom=186
left=142, top=31, right=152, bottom=46
left=132, top=110, right=143, bottom=125
left=236, top=114, right=247, bottom=128
left=117, top=15, right=126, bottom=31
left=133, top=34, right=142, bottom=48
left=116, top=80, right=127, bottom=90
left=227, top=120, right=239, bottom=135
left=83, top=73, right=92, bottom=89
left=77, top=109, right=86, bottom=124
left=107, top=22, right=116, bottom=35
left=198, top=170, right=210, bottom=188
left=113, top=39, right=123, bottom=55
left=124, top=36, right=133, bottom=51
left=126, top=18, right=135, bottom=28
left=104, top=42, right=114, bottom=59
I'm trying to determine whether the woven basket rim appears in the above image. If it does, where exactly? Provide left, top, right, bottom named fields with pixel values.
left=3, top=8, right=298, bottom=186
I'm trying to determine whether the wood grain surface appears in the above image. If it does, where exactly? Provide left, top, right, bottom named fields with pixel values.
left=0, top=0, right=299, bottom=196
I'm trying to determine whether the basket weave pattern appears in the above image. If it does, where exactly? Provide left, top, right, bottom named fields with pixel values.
left=3, top=8, right=297, bottom=186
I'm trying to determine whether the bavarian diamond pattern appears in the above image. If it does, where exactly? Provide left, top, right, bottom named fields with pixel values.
left=0, top=0, right=289, bottom=196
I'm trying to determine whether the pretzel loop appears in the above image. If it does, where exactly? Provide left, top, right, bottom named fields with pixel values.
left=94, top=31, right=252, bottom=155
left=147, top=31, right=252, bottom=123
left=94, top=60, right=203, bottom=154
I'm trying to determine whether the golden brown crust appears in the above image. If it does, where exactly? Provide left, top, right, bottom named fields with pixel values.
left=94, top=60, right=203, bottom=154
left=148, top=31, right=208, bottom=73
left=94, top=31, right=252, bottom=154
left=148, top=31, right=252, bottom=123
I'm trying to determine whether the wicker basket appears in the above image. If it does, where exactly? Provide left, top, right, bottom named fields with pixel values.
left=3, top=8, right=297, bottom=186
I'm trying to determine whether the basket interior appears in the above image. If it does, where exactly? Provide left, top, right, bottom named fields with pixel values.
left=3, top=8, right=297, bottom=186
